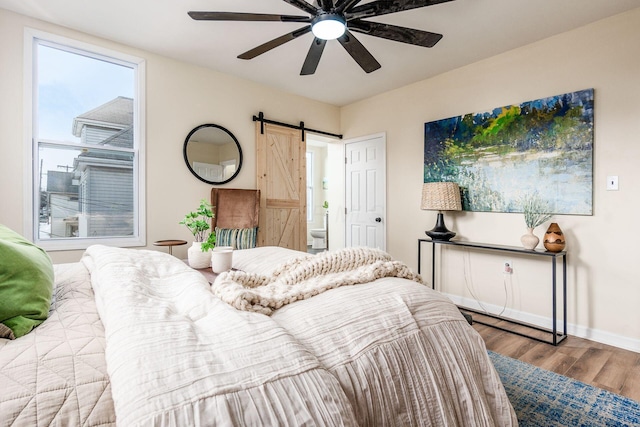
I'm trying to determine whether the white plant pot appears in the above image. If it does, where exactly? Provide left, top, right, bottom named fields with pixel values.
left=211, top=246, right=234, bottom=274
left=187, top=241, right=211, bottom=269
left=520, top=228, right=540, bottom=250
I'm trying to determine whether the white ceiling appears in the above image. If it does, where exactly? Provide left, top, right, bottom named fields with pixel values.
left=1, top=0, right=639, bottom=106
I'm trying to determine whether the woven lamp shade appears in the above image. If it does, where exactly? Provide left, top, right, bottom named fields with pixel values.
left=421, top=182, right=462, bottom=211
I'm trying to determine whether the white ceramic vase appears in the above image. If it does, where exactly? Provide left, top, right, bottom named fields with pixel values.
left=211, top=246, right=234, bottom=274
left=520, top=228, right=540, bottom=250
left=187, top=241, right=211, bottom=269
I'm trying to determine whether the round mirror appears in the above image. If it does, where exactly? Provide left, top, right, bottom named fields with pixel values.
left=183, top=124, right=243, bottom=185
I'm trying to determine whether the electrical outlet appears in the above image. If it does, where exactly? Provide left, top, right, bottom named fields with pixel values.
left=503, top=260, right=513, bottom=274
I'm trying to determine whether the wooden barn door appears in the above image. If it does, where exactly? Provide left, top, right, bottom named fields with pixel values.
left=256, top=123, right=307, bottom=251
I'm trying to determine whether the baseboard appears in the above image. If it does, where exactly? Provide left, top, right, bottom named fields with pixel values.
left=444, top=293, right=640, bottom=353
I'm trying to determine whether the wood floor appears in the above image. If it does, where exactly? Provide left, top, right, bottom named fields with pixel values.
left=473, top=320, right=640, bottom=402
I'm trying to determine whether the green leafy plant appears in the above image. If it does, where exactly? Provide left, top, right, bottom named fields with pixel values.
left=322, top=200, right=329, bottom=209
left=179, top=199, right=215, bottom=251
left=521, top=193, right=552, bottom=229
left=200, top=232, right=217, bottom=252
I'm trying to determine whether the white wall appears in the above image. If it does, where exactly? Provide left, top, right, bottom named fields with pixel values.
left=306, top=141, right=329, bottom=246
left=326, top=140, right=346, bottom=251
left=0, top=8, right=340, bottom=263
left=340, top=8, right=640, bottom=350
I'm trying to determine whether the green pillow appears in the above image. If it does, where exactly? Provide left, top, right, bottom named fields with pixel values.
left=0, top=224, right=54, bottom=339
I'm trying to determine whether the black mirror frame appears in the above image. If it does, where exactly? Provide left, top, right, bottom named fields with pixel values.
left=183, top=124, right=243, bottom=185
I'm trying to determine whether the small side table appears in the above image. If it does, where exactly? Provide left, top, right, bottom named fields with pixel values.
left=153, top=239, right=188, bottom=256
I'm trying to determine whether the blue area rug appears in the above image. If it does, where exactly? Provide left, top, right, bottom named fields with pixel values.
left=488, top=351, right=640, bottom=427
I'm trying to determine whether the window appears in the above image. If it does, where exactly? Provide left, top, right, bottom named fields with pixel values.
left=26, top=30, right=145, bottom=250
left=306, top=151, right=314, bottom=222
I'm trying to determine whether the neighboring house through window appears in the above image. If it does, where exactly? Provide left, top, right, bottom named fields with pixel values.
left=25, top=29, right=145, bottom=250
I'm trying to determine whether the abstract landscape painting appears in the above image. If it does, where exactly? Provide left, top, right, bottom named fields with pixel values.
left=424, top=88, right=594, bottom=215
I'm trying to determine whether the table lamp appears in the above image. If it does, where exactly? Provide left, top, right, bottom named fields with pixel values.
left=421, top=182, right=462, bottom=241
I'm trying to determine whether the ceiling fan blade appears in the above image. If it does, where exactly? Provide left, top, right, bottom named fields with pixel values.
left=348, top=20, right=443, bottom=47
left=238, top=26, right=312, bottom=60
left=337, top=30, right=381, bottom=73
left=301, top=38, right=327, bottom=75
left=318, top=0, right=335, bottom=12
left=188, top=11, right=310, bottom=23
left=282, top=0, right=319, bottom=16
left=335, top=0, right=362, bottom=13
left=347, top=0, right=454, bottom=19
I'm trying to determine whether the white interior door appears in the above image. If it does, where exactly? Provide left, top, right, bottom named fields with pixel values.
left=345, top=133, right=386, bottom=250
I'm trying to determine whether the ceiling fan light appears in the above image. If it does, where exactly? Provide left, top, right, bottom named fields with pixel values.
left=312, top=14, right=346, bottom=40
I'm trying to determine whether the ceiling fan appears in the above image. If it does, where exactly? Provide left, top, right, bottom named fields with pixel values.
left=188, top=0, right=453, bottom=75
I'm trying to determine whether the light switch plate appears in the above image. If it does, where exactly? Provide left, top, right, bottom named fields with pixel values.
left=606, top=176, right=619, bottom=191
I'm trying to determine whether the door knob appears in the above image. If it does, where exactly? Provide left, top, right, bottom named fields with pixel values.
left=375, top=217, right=382, bottom=222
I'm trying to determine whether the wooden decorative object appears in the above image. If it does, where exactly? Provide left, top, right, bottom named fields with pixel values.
left=543, top=223, right=566, bottom=252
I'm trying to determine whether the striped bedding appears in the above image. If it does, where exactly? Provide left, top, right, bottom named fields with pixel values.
left=0, top=245, right=517, bottom=426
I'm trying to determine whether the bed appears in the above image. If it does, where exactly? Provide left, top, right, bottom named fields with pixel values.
left=0, top=244, right=517, bottom=426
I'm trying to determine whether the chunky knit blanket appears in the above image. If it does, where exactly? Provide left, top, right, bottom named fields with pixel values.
left=212, top=247, right=424, bottom=314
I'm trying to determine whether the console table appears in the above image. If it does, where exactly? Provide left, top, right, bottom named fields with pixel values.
left=418, top=238, right=567, bottom=346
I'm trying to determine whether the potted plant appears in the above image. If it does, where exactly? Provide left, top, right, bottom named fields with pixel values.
left=520, top=193, right=552, bottom=250
left=180, top=199, right=216, bottom=268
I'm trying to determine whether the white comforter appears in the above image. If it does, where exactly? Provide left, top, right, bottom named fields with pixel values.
left=81, top=245, right=517, bottom=426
